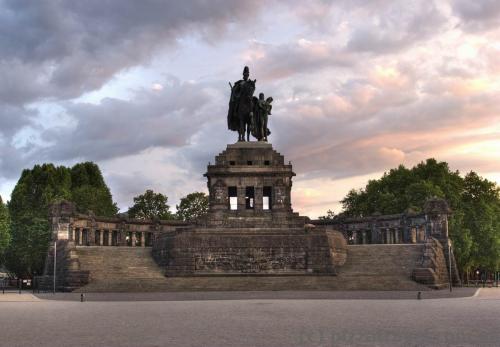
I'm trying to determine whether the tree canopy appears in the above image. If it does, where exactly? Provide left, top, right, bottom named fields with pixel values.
left=6, top=162, right=118, bottom=277
left=330, top=158, right=500, bottom=274
left=176, top=192, right=209, bottom=221
left=127, top=190, right=174, bottom=220
left=0, top=196, right=10, bottom=268
left=70, top=162, right=118, bottom=216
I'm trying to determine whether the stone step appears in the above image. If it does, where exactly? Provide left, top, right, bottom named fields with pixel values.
left=75, top=247, right=167, bottom=290
left=333, top=244, right=425, bottom=290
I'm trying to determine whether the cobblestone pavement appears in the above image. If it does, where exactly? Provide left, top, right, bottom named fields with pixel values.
left=1, top=288, right=499, bottom=347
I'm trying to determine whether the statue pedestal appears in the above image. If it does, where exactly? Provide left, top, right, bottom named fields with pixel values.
left=153, top=142, right=345, bottom=276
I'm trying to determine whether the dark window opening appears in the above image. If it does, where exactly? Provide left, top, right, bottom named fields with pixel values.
left=245, top=187, right=255, bottom=209
left=112, top=230, right=118, bottom=246
left=228, top=186, right=237, bottom=210
left=135, top=232, right=142, bottom=247
left=103, top=230, right=109, bottom=246
left=247, top=160, right=253, bottom=165
left=95, top=230, right=101, bottom=246
left=366, top=231, right=372, bottom=244
left=263, top=186, right=272, bottom=210
left=146, top=232, right=153, bottom=247
left=347, top=231, right=355, bottom=245
left=75, top=228, right=80, bottom=245
left=82, top=229, right=89, bottom=246
left=229, top=161, right=236, bottom=166
left=264, top=160, right=270, bottom=166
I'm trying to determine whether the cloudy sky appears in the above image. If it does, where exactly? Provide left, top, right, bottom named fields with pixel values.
left=1, top=0, right=499, bottom=217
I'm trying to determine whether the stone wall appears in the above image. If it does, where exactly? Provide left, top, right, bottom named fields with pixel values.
left=412, top=237, right=450, bottom=289
left=153, top=228, right=346, bottom=276
left=41, top=240, right=89, bottom=291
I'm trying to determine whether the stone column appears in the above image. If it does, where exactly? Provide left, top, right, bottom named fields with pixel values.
left=352, top=231, right=357, bottom=244
left=386, top=229, right=391, bottom=244
left=254, top=186, right=263, bottom=211
left=237, top=186, right=246, bottom=211
left=361, top=231, right=367, bottom=244
left=132, top=232, right=137, bottom=247
left=141, top=232, right=146, bottom=247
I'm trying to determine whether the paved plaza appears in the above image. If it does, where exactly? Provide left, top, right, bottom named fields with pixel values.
left=0, top=288, right=499, bottom=347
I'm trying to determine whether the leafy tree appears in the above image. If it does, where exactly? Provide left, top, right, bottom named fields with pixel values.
left=6, top=162, right=118, bottom=277
left=0, top=196, right=10, bottom=267
left=6, top=217, right=49, bottom=277
left=6, top=164, right=72, bottom=277
left=334, top=158, right=500, bottom=276
left=128, top=190, right=174, bottom=220
left=70, top=162, right=118, bottom=216
left=318, top=209, right=336, bottom=220
left=176, top=192, right=209, bottom=221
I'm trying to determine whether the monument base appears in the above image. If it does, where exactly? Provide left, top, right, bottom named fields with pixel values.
left=153, top=228, right=346, bottom=277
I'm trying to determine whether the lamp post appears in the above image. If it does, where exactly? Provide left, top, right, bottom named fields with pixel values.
left=448, top=239, right=452, bottom=292
left=53, top=241, right=56, bottom=294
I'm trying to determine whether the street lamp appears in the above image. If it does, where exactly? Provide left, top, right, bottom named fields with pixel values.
left=448, top=239, right=452, bottom=292
left=53, top=241, right=56, bottom=294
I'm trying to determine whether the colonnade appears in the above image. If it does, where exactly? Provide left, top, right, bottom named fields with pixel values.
left=71, top=228, right=153, bottom=247
left=348, top=225, right=427, bottom=245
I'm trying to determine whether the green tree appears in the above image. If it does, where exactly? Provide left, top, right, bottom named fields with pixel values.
left=0, top=196, right=10, bottom=267
left=176, top=192, right=209, bottom=221
left=6, top=162, right=118, bottom=277
left=6, top=164, right=72, bottom=277
left=70, top=162, right=118, bottom=216
left=335, top=158, right=500, bottom=276
left=318, top=209, right=336, bottom=220
left=128, top=190, right=174, bottom=220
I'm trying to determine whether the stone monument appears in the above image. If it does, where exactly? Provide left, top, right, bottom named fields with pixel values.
left=152, top=67, right=346, bottom=276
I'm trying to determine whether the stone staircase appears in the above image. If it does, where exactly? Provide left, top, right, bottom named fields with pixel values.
left=333, top=244, right=429, bottom=290
left=73, top=244, right=430, bottom=292
left=75, top=247, right=168, bottom=292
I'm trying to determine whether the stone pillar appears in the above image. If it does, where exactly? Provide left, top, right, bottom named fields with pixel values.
left=254, top=186, right=263, bottom=210
left=131, top=232, right=136, bottom=247
left=411, top=227, right=417, bottom=243
left=141, top=232, right=146, bottom=247
left=237, top=186, right=246, bottom=210
left=386, top=229, right=391, bottom=244
left=99, top=230, right=104, bottom=246
left=361, top=231, right=367, bottom=244
left=394, top=228, right=399, bottom=244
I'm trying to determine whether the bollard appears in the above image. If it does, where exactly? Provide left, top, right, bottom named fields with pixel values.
left=81, top=293, right=85, bottom=302
left=417, top=291, right=421, bottom=300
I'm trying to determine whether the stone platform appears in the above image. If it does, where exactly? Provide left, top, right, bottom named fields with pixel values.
left=152, top=142, right=346, bottom=277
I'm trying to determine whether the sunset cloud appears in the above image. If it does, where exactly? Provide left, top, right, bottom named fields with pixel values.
left=0, top=0, right=499, bottom=217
